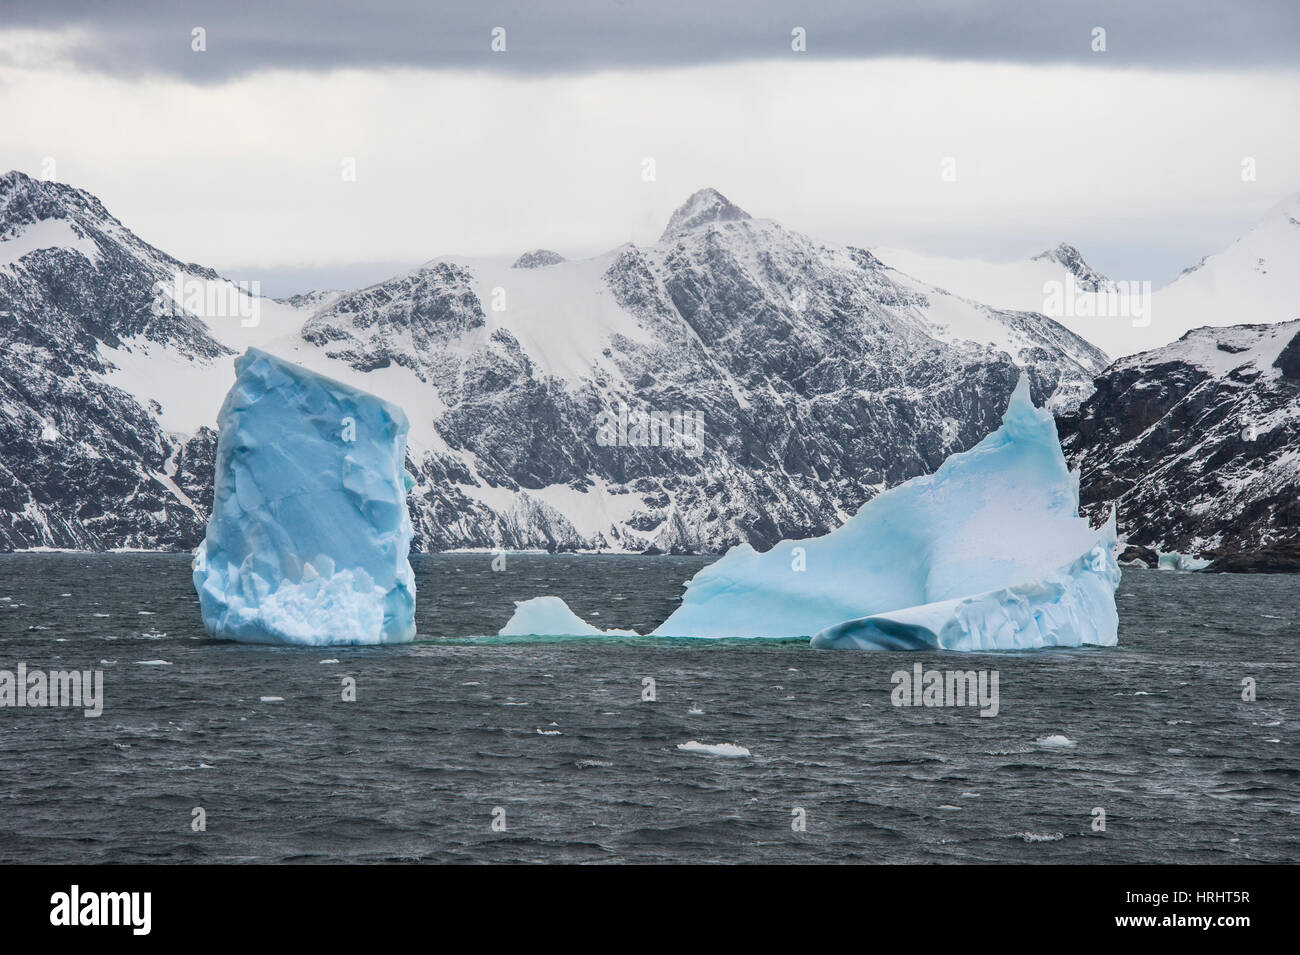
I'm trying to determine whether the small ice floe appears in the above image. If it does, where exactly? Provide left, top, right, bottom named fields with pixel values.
left=937, top=804, right=963, bottom=811
left=576, top=759, right=612, bottom=768
left=1261, top=721, right=1281, bottom=727
left=135, top=659, right=172, bottom=666
left=1017, top=831, right=1064, bottom=843
left=688, top=704, right=704, bottom=714
left=677, top=740, right=751, bottom=758
left=1134, top=691, right=1150, bottom=696
left=138, top=611, right=155, bottom=615
left=93, top=613, right=111, bottom=618
left=99, top=659, right=116, bottom=665
left=259, top=696, right=285, bottom=703
left=319, top=659, right=340, bottom=664
left=59, top=594, right=70, bottom=598
left=1035, top=734, right=1076, bottom=748
left=503, top=701, right=528, bottom=706
left=536, top=728, right=562, bottom=736
left=461, top=681, right=481, bottom=686
left=961, top=792, right=981, bottom=798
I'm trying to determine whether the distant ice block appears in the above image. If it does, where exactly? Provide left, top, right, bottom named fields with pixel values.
left=499, top=596, right=635, bottom=637
left=499, top=376, right=1120, bottom=650
left=1157, top=552, right=1211, bottom=572
left=192, top=348, right=416, bottom=645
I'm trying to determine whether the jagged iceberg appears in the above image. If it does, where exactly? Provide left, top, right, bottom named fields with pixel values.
left=501, top=376, right=1120, bottom=650
left=192, top=348, right=416, bottom=645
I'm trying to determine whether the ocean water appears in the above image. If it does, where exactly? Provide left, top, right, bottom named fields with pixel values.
left=0, top=553, right=1295, bottom=864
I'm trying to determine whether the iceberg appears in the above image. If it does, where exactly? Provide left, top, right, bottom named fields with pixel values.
left=498, top=596, right=636, bottom=637
left=499, top=376, right=1120, bottom=650
left=192, top=348, right=416, bottom=645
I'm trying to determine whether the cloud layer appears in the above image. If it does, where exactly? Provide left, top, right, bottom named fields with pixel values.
left=4, top=0, right=1298, bottom=82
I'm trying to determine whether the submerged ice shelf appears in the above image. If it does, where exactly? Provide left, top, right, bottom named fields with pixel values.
left=192, top=349, right=416, bottom=645
left=501, top=376, right=1120, bottom=650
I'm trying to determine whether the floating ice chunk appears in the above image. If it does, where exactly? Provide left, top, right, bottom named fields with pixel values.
left=1034, top=734, right=1077, bottom=748
left=657, top=377, right=1117, bottom=647
left=811, top=525, right=1117, bottom=651
left=1157, top=551, right=1211, bottom=572
left=499, top=596, right=636, bottom=636
left=192, top=348, right=416, bottom=646
left=676, top=741, right=751, bottom=757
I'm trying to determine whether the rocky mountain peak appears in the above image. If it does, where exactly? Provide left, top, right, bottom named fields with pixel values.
left=0, top=168, right=117, bottom=236
left=1032, top=242, right=1112, bottom=292
left=660, top=188, right=751, bottom=241
left=512, top=249, right=566, bottom=269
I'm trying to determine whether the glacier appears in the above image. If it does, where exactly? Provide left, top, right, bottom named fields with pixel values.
left=500, top=376, right=1120, bottom=650
left=192, top=348, right=416, bottom=645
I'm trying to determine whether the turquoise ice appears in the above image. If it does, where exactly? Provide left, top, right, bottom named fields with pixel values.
left=192, top=349, right=416, bottom=645
left=501, top=376, right=1120, bottom=650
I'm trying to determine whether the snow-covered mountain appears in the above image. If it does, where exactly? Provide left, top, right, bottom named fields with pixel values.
left=1144, top=193, right=1300, bottom=355
left=0, top=175, right=1107, bottom=553
left=874, top=193, right=1300, bottom=361
left=1058, top=319, right=1300, bottom=570
left=870, top=243, right=1125, bottom=357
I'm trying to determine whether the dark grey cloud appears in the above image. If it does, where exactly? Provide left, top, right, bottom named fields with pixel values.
left=3, top=0, right=1297, bottom=81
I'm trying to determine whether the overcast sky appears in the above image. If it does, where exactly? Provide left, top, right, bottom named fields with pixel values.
left=2, top=0, right=1297, bottom=294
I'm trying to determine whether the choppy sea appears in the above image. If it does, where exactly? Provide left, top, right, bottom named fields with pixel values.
left=0, top=553, right=1295, bottom=863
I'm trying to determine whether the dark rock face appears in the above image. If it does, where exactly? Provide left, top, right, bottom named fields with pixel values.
left=1, top=179, right=1107, bottom=553
left=1118, top=544, right=1159, bottom=568
left=1059, top=320, right=1300, bottom=568
left=1273, top=329, right=1300, bottom=379
left=1205, top=540, right=1300, bottom=573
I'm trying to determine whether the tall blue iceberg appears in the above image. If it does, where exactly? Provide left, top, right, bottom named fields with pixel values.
left=501, top=376, right=1120, bottom=650
left=193, top=348, right=416, bottom=645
